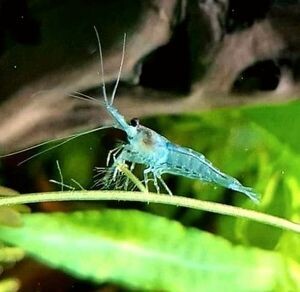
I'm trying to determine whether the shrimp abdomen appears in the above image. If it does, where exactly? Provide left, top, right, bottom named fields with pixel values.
left=160, top=143, right=260, bottom=203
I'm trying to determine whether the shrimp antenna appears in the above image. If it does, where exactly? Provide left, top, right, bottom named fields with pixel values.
left=93, top=26, right=108, bottom=104
left=0, top=125, right=111, bottom=165
left=17, top=125, right=112, bottom=165
left=111, top=33, right=126, bottom=106
left=69, top=92, right=105, bottom=107
left=72, top=91, right=101, bottom=104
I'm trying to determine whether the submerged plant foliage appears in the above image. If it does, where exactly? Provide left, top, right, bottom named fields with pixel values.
left=0, top=101, right=300, bottom=290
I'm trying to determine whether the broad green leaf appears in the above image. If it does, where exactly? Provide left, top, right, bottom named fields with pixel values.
left=0, top=210, right=297, bottom=291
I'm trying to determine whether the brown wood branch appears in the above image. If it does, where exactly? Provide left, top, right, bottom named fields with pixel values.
left=0, top=0, right=182, bottom=153
left=1, top=83, right=298, bottom=155
left=201, top=19, right=285, bottom=93
left=1, top=1, right=300, bottom=155
left=201, top=5, right=300, bottom=93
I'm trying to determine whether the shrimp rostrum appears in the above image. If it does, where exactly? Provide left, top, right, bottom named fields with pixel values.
left=94, top=28, right=260, bottom=204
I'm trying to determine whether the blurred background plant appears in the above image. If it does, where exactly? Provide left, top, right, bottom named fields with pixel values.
left=0, top=188, right=26, bottom=292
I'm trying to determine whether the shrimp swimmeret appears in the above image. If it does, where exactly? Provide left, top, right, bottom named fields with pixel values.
left=91, top=28, right=260, bottom=203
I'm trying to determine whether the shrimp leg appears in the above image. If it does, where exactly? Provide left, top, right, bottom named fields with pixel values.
left=157, top=175, right=173, bottom=196
left=143, top=168, right=151, bottom=192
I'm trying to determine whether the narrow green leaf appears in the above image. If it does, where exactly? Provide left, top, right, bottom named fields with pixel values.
left=0, top=210, right=297, bottom=291
left=0, top=279, right=20, bottom=292
left=0, top=207, right=22, bottom=227
left=0, top=247, right=24, bottom=263
left=0, top=186, right=20, bottom=197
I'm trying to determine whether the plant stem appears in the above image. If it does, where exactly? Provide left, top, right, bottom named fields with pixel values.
left=116, top=163, right=148, bottom=193
left=0, top=190, right=299, bottom=233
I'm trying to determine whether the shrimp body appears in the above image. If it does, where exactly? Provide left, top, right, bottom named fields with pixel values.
left=162, top=143, right=258, bottom=202
left=93, top=27, right=259, bottom=203
left=111, top=120, right=259, bottom=203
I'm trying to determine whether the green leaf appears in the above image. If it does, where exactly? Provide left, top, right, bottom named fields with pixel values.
left=230, top=102, right=300, bottom=250
left=0, top=207, right=22, bottom=227
left=0, top=278, right=20, bottom=292
left=0, top=210, right=297, bottom=290
left=243, top=101, right=300, bottom=155
left=0, top=247, right=24, bottom=263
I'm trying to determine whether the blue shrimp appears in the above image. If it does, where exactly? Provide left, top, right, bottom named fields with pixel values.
left=94, top=28, right=260, bottom=203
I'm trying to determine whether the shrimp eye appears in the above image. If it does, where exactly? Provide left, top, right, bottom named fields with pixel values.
left=130, top=118, right=139, bottom=127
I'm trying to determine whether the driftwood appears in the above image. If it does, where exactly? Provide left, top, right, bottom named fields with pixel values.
left=0, top=0, right=299, bottom=154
